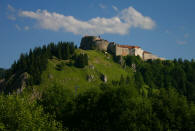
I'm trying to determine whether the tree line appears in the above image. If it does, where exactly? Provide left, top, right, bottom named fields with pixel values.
left=0, top=75, right=194, bottom=130
left=3, top=42, right=77, bottom=91
left=37, top=75, right=195, bottom=131
left=124, top=56, right=195, bottom=103
left=74, top=53, right=88, bottom=68
left=0, top=68, right=6, bottom=79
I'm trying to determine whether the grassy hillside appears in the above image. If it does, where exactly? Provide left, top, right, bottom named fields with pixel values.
left=36, top=49, right=133, bottom=93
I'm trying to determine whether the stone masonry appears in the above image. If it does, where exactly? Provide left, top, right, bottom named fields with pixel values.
left=80, top=36, right=165, bottom=60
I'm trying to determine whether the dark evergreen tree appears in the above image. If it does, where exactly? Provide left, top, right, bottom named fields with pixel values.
left=0, top=68, right=6, bottom=79
left=74, top=53, right=88, bottom=68
left=4, top=41, right=76, bottom=89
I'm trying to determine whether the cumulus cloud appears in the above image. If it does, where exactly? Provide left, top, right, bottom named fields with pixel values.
left=7, top=4, right=15, bottom=12
left=184, top=33, right=189, bottom=38
left=7, top=15, right=16, bottom=20
left=15, top=24, right=21, bottom=31
left=24, top=26, right=30, bottom=30
left=165, top=29, right=171, bottom=34
left=177, top=40, right=187, bottom=45
left=99, top=4, right=106, bottom=9
left=119, top=7, right=156, bottom=30
left=112, top=5, right=118, bottom=12
left=7, top=4, right=16, bottom=20
left=15, top=24, right=29, bottom=31
left=19, top=6, right=155, bottom=35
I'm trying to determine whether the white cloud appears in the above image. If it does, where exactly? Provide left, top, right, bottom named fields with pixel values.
left=119, top=7, right=156, bottom=30
left=177, top=40, right=187, bottom=45
left=7, top=15, right=16, bottom=20
left=165, top=29, right=171, bottom=34
left=7, top=4, right=15, bottom=12
left=24, top=26, right=29, bottom=30
left=112, top=5, right=118, bottom=12
left=99, top=4, right=106, bottom=9
left=184, top=33, right=189, bottom=38
left=15, top=24, right=29, bottom=31
left=15, top=24, right=21, bottom=31
left=7, top=4, right=16, bottom=20
left=19, top=6, right=155, bottom=35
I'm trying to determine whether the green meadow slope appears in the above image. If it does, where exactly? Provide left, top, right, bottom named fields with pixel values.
left=36, top=49, right=133, bottom=93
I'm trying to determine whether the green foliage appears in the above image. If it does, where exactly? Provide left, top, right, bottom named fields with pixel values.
left=151, top=88, right=195, bottom=130
left=114, top=55, right=123, bottom=64
left=124, top=55, right=142, bottom=67
left=39, top=50, right=132, bottom=92
left=1, top=56, right=195, bottom=130
left=0, top=68, right=6, bottom=79
left=40, top=84, right=74, bottom=127
left=38, top=80, right=195, bottom=130
left=0, top=93, right=62, bottom=131
left=4, top=42, right=76, bottom=93
left=55, top=62, right=66, bottom=71
left=38, top=54, right=195, bottom=130
left=74, top=53, right=88, bottom=68
left=124, top=56, right=195, bottom=103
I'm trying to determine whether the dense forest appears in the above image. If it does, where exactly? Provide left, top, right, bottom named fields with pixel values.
left=0, top=41, right=194, bottom=130
left=6, top=42, right=76, bottom=85
left=0, top=77, right=194, bottom=130
left=1, top=42, right=88, bottom=93
left=124, top=55, right=195, bottom=103
left=0, top=68, right=6, bottom=79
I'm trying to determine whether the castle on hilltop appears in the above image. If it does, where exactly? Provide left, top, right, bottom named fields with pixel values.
left=80, top=36, right=165, bottom=60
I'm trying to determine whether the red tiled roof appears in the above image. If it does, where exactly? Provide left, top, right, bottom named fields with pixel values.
left=118, top=45, right=140, bottom=49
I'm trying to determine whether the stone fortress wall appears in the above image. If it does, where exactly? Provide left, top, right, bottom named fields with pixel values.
left=80, top=36, right=165, bottom=60
left=95, top=40, right=109, bottom=51
left=80, top=36, right=109, bottom=51
left=143, top=51, right=164, bottom=60
left=115, top=46, right=130, bottom=56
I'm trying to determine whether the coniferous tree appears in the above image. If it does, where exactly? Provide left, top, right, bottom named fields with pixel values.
left=84, top=54, right=88, bottom=66
left=4, top=41, right=76, bottom=88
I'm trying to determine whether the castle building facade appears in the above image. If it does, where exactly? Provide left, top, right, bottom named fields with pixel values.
left=80, top=36, right=164, bottom=60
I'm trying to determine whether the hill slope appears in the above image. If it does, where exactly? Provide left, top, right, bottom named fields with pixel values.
left=37, top=49, right=133, bottom=93
left=1, top=42, right=195, bottom=131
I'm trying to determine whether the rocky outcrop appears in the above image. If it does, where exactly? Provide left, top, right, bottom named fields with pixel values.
left=101, top=74, right=107, bottom=83
left=16, top=72, right=30, bottom=94
left=0, top=72, right=30, bottom=94
left=48, top=74, right=54, bottom=79
left=87, top=74, right=94, bottom=82
left=89, top=65, right=95, bottom=70
left=0, top=79, right=5, bottom=91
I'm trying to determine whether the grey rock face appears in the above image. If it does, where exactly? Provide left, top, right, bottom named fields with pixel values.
left=48, top=74, right=54, bottom=79
left=89, top=65, right=95, bottom=70
left=87, top=74, right=94, bottom=82
left=17, top=72, right=30, bottom=94
left=101, top=74, right=107, bottom=83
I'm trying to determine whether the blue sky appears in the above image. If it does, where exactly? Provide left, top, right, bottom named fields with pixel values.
left=0, top=0, right=195, bottom=68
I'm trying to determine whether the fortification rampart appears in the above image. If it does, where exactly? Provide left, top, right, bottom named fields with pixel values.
left=95, top=40, right=109, bottom=51
left=80, top=36, right=164, bottom=60
left=115, top=46, right=130, bottom=56
left=80, top=36, right=109, bottom=51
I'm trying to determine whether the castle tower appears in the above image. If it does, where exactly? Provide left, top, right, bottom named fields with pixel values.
left=80, top=36, right=109, bottom=51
